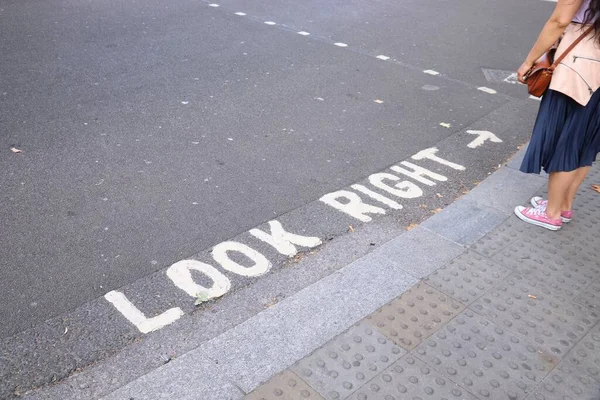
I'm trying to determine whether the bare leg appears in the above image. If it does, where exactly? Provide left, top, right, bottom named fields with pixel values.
left=546, top=171, right=576, bottom=219
left=563, top=166, right=591, bottom=210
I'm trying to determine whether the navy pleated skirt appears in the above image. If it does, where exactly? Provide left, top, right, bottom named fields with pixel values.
left=520, top=89, right=600, bottom=174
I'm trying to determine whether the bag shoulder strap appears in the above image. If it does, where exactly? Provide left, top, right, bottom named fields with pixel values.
left=551, top=26, right=595, bottom=70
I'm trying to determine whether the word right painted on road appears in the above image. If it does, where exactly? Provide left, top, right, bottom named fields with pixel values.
left=319, top=147, right=465, bottom=222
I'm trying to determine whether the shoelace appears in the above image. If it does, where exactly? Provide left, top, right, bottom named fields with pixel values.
left=526, top=207, right=547, bottom=217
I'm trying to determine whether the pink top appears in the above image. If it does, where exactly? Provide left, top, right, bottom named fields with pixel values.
left=573, top=0, right=591, bottom=23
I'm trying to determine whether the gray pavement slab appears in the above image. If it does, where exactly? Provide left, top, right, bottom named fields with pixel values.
left=245, top=370, right=324, bottom=400
left=290, top=322, right=405, bottom=400
left=575, top=279, right=600, bottom=311
left=468, top=218, right=536, bottom=258
left=425, top=250, right=511, bottom=306
left=421, top=198, right=509, bottom=246
left=364, top=282, right=464, bottom=350
left=465, top=167, right=547, bottom=215
left=492, top=235, right=599, bottom=294
left=414, top=309, right=557, bottom=400
left=101, top=354, right=243, bottom=400
left=470, top=273, right=600, bottom=359
left=347, top=355, right=479, bottom=400
left=526, top=323, right=600, bottom=400
left=370, top=227, right=464, bottom=279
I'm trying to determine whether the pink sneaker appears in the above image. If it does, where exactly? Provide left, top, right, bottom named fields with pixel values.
left=514, top=206, right=563, bottom=231
left=530, top=197, right=573, bottom=222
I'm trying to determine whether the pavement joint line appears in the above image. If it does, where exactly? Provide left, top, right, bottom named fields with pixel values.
left=419, top=224, right=466, bottom=248
left=197, top=0, right=518, bottom=100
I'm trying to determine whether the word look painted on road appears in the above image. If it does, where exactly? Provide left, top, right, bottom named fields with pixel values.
left=105, top=135, right=498, bottom=334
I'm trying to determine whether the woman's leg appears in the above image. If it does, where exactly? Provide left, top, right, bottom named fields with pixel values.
left=563, top=166, right=591, bottom=210
left=546, top=171, right=577, bottom=219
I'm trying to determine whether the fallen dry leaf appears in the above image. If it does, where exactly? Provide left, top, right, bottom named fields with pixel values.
left=436, top=193, right=442, bottom=198
left=431, top=208, right=443, bottom=214
left=528, top=295, right=537, bottom=299
left=592, top=184, right=600, bottom=193
left=406, top=223, right=419, bottom=231
left=419, top=204, right=428, bottom=209
left=374, top=99, right=384, bottom=104
left=264, top=298, right=278, bottom=308
left=348, top=225, right=355, bottom=233
left=10, top=147, right=22, bottom=153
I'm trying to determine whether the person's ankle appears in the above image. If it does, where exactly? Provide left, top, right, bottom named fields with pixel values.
left=546, top=209, right=562, bottom=220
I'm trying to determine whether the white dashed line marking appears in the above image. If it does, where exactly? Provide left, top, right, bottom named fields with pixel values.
left=477, top=86, right=497, bottom=94
left=334, top=42, right=348, bottom=47
left=298, top=31, right=310, bottom=36
left=376, top=55, right=390, bottom=61
left=208, top=3, right=219, bottom=7
left=423, top=70, right=440, bottom=76
left=235, top=12, right=246, bottom=16
left=264, top=21, right=276, bottom=25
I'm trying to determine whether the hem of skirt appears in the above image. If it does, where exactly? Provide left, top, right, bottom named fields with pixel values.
left=520, top=162, right=594, bottom=174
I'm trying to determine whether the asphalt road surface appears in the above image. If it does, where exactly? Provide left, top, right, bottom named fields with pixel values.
left=0, top=0, right=552, bottom=397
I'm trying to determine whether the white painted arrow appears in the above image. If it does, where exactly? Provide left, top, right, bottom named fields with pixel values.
left=466, top=130, right=503, bottom=148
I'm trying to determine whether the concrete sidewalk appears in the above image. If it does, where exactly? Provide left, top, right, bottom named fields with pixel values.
left=53, top=153, right=600, bottom=400
left=242, top=164, right=600, bottom=400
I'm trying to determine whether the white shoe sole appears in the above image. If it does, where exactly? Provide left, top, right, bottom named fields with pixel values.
left=514, top=207, right=562, bottom=231
left=529, top=198, right=571, bottom=223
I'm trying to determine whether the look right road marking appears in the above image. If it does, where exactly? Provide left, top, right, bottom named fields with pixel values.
left=106, top=126, right=503, bottom=334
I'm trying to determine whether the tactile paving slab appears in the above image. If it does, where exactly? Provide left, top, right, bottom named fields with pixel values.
left=426, top=251, right=511, bottom=305
left=291, top=322, right=405, bottom=400
left=414, top=309, right=557, bottom=400
left=469, top=219, right=537, bottom=258
left=364, top=282, right=464, bottom=350
left=575, top=279, right=600, bottom=310
left=561, top=322, right=600, bottom=381
left=492, top=235, right=599, bottom=295
left=470, top=273, right=600, bottom=358
left=526, top=323, right=600, bottom=400
left=245, top=370, right=324, bottom=400
left=526, top=364, right=600, bottom=400
left=347, top=355, right=479, bottom=400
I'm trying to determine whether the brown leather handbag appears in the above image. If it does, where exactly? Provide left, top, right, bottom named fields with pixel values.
left=525, top=26, right=594, bottom=97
